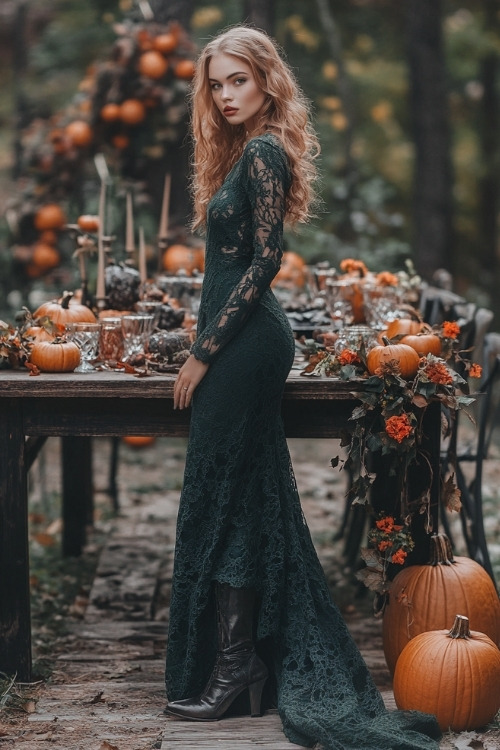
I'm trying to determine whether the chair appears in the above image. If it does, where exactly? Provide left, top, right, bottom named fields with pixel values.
left=440, top=331, right=500, bottom=588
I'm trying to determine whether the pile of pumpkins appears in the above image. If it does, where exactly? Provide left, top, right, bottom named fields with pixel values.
left=366, top=317, right=442, bottom=378
left=384, top=533, right=500, bottom=732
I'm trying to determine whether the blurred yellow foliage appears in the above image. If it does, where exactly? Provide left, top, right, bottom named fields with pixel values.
left=370, top=101, right=393, bottom=123
left=191, top=7, right=224, bottom=29
left=322, top=61, right=338, bottom=81
left=320, top=96, right=342, bottom=111
left=331, top=112, right=348, bottom=131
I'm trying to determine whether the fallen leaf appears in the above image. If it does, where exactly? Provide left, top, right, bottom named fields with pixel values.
left=32, top=532, right=56, bottom=547
left=22, top=700, right=37, bottom=713
left=100, top=742, right=119, bottom=750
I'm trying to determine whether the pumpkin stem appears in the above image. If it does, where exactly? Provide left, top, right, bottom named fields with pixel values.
left=448, top=614, right=471, bottom=639
left=381, top=336, right=391, bottom=346
left=60, top=292, right=74, bottom=310
left=429, top=533, right=455, bottom=566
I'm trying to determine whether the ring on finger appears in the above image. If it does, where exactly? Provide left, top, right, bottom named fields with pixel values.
left=183, top=386, right=188, bottom=391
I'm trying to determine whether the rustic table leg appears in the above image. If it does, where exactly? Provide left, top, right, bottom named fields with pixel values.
left=0, top=399, right=32, bottom=681
left=62, top=437, right=93, bottom=556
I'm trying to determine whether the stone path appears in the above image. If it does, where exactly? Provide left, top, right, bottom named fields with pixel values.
left=2, top=436, right=499, bottom=749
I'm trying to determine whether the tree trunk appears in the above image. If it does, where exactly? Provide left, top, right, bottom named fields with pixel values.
left=478, top=2, right=499, bottom=316
left=243, top=0, right=276, bottom=34
left=406, top=0, right=453, bottom=280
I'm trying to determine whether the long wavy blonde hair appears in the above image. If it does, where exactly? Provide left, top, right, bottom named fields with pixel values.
left=190, top=26, right=320, bottom=230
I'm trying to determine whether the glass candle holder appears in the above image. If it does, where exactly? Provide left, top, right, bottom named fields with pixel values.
left=98, top=317, right=124, bottom=363
left=66, top=322, right=102, bottom=373
left=121, top=314, right=154, bottom=362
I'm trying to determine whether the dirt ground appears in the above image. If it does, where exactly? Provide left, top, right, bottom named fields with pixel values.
left=0, top=435, right=499, bottom=749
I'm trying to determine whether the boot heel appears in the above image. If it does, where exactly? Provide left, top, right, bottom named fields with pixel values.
left=249, top=677, right=267, bottom=717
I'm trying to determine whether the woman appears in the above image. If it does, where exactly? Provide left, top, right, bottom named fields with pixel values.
left=165, top=25, right=441, bottom=750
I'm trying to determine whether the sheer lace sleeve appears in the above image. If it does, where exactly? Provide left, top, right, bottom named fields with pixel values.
left=190, top=138, right=290, bottom=364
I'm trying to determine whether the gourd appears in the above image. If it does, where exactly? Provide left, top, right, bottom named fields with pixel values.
left=119, top=99, right=146, bottom=125
left=34, top=293, right=96, bottom=325
left=122, top=436, right=156, bottom=448
left=272, top=251, right=306, bottom=288
left=393, top=614, right=500, bottom=731
left=382, top=533, right=500, bottom=675
left=366, top=338, right=420, bottom=379
left=138, top=50, right=168, bottom=79
left=77, top=215, right=100, bottom=233
left=31, top=242, right=60, bottom=273
left=384, top=318, right=424, bottom=339
left=65, top=120, right=93, bottom=148
left=162, top=244, right=205, bottom=276
left=174, top=59, right=195, bottom=79
left=30, top=340, right=81, bottom=372
left=105, top=264, right=141, bottom=311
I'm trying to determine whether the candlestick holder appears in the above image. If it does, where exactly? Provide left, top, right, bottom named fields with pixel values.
left=157, top=235, right=168, bottom=274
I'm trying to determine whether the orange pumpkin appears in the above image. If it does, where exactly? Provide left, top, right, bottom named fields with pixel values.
left=138, top=50, right=168, bottom=79
left=366, top=338, right=420, bottom=378
left=30, top=340, right=81, bottom=372
left=174, top=59, right=195, bottom=80
left=400, top=331, right=442, bottom=357
left=24, top=325, right=56, bottom=342
left=122, top=436, right=156, bottom=448
left=34, top=204, right=67, bottom=231
left=162, top=244, right=205, bottom=275
left=31, top=242, right=60, bottom=272
left=382, top=533, right=500, bottom=675
left=153, top=32, right=177, bottom=55
left=273, top=251, right=306, bottom=288
left=112, top=134, right=130, bottom=150
left=34, top=293, right=97, bottom=326
left=120, top=99, right=146, bottom=125
left=65, top=120, right=93, bottom=147
left=384, top=318, right=424, bottom=339
left=100, top=103, right=121, bottom=122
left=394, top=615, right=500, bottom=732
left=77, top=215, right=100, bottom=233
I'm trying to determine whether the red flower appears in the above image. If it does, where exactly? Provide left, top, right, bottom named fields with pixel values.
left=376, top=516, right=396, bottom=533
left=442, top=321, right=460, bottom=339
left=385, top=414, right=413, bottom=443
left=378, top=540, right=393, bottom=552
left=391, top=549, right=407, bottom=565
left=376, top=271, right=398, bottom=287
left=422, top=359, right=453, bottom=385
left=338, top=348, right=360, bottom=365
left=340, top=258, right=368, bottom=277
left=469, top=363, right=482, bottom=379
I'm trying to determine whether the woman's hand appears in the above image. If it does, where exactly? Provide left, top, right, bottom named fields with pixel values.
left=173, top=355, right=210, bottom=410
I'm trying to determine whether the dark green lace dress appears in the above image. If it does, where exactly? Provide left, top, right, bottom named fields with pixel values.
left=165, top=134, right=441, bottom=750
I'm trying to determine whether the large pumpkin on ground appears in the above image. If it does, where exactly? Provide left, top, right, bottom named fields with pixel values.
left=393, top=614, right=500, bottom=732
left=382, top=533, right=500, bottom=675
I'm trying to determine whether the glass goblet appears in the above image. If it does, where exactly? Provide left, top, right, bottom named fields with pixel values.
left=66, top=322, right=101, bottom=373
left=121, top=314, right=154, bottom=362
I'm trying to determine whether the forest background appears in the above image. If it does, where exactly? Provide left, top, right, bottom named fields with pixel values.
left=0, top=0, right=499, bottom=325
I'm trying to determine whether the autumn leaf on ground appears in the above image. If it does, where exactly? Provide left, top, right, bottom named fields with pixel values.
left=443, top=474, right=462, bottom=512
left=100, top=742, right=119, bottom=750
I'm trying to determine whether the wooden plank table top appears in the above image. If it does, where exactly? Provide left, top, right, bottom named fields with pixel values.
left=0, top=367, right=371, bottom=682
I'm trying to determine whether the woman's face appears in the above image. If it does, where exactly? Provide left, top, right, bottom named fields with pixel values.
left=208, top=53, right=266, bottom=134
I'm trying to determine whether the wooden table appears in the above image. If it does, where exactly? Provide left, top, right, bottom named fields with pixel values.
left=0, top=369, right=441, bottom=681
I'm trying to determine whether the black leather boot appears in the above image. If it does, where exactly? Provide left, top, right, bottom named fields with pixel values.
left=165, top=582, right=268, bottom=721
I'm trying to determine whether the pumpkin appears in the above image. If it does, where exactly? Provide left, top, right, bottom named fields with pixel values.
left=30, top=340, right=81, bottom=372
left=122, top=436, right=156, bottom=448
left=272, top=251, right=306, bottom=288
left=31, top=242, right=60, bottom=272
left=34, top=293, right=97, bottom=326
left=400, top=331, right=442, bottom=357
left=138, top=50, right=168, bottom=79
left=153, top=32, right=177, bottom=55
left=162, top=244, right=205, bottom=276
left=34, top=204, right=67, bottom=231
left=174, top=59, right=196, bottom=79
left=105, top=264, right=141, bottom=311
left=385, top=318, right=424, bottom=339
left=366, top=337, right=420, bottom=378
left=77, top=215, right=100, bottom=233
left=394, top=614, right=500, bottom=732
left=65, top=120, right=93, bottom=147
left=120, top=99, right=146, bottom=125
left=382, top=533, right=500, bottom=675
left=100, top=103, right=121, bottom=122
left=24, top=325, right=56, bottom=342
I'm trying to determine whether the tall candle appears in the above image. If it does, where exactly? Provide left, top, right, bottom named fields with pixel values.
left=125, top=192, right=134, bottom=253
left=139, top=226, right=147, bottom=283
left=158, top=173, right=171, bottom=239
left=96, top=180, right=107, bottom=300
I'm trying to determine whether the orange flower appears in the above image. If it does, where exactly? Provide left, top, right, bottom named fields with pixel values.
left=442, top=321, right=460, bottom=339
left=376, top=271, right=398, bottom=287
left=469, top=363, right=482, bottom=379
left=340, top=258, right=368, bottom=277
left=338, top=348, right=360, bottom=365
left=376, top=516, right=396, bottom=533
left=378, top=540, right=393, bottom=552
left=385, top=414, right=413, bottom=443
left=422, top=359, right=453, bottom=385
left=391, top=549, right=407, bottom=565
